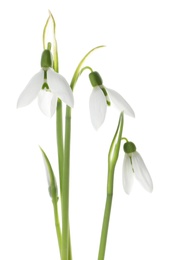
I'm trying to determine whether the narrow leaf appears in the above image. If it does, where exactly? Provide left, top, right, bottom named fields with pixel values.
left=107, top=112, right=124, bottom=193
left=40, top=146, right=58, bottom=198
left=70, top=45, right=105, bottom=90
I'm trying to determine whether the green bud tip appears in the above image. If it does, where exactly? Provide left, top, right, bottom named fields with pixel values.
left=123, top=141, right=136, bottom=154
left=89, top=71, right=103, bottom=87
left=41, top=48, right=52, bottom=69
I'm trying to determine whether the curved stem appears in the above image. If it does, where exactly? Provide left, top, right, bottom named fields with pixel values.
left=121, top=137, right=128, bottom=143
left=79, top=66, right=93, bottom=75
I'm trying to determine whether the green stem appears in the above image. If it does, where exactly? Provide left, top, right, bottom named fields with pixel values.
left=98, top=181, right=114, bottom=260
left=56, top=99, right=64, bottom=195
left=68, top=227, right=72, bottom=260
left=121, top=137, right=128, bottom=143
left=56, top=97, right=72, bottom=260
left=52, top=197, right=62, bottom=257
left=60, top=46, right=104, bottom=260
left=79, top=66, right=93, bottom=75
left=61, top=106, right=72, bottom=260
left=98, top=113, right=124, bottom=260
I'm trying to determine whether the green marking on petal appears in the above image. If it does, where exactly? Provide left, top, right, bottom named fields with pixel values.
left=100, top=86, right=111, bottom=106
left=106, top=100, right=111, bottom=106
left=129, top=156, right=135, bottom=173
left=42, top=82, right=49, bottom=90
left=101, top=86, right=107, bottom=96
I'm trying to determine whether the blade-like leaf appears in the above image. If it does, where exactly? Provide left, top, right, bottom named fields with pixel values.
left=70, top=45, right=105, bottom=90
left=40, top=146, right=58, bottom=198
left=107, top=112, right=124, bottom=194
left=43, top=14, right=50, bottom=50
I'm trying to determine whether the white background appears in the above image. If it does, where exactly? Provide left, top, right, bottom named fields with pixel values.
left=0, top=0, right=169, bottom=259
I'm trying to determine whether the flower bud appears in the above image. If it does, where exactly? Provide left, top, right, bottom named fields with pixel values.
left=89, top=71, right=103, bottom=87
left=123, top=142, right=136, bottom=154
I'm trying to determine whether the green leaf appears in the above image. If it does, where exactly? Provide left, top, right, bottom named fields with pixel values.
left=70, top=45, right=105, bottom=90
left=42, top=11, right=59, bottom=72
left=107, top=112, right=124, bottom=194
left=39, top=146, right=58, bottom=198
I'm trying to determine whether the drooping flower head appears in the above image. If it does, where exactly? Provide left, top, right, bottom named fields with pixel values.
left=122, top=141, right=153, bottom=194
left=88, top=71, right=135, bottom=129
left=17, top=43, right=74, bottom=117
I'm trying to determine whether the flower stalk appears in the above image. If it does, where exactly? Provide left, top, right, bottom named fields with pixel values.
left=61, top=106, right=72, bottom=260
left=56, top=99, right=64, bottom=195
left=39, top=147, right=62, bottom=255
left=98, top=112, right=124, bottom=260
left=60, top=46, right=106, bottom=260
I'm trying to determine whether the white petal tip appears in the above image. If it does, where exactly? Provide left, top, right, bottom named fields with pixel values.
left=16, top=99, right=26, bottom=108
left=128, top=110, right=135, bottom=118
left=92, top=123, right=100, bottom=130
left=67, top=98, right=74, bottom=108
left=16, top=102, right=20, bottom=108
left=124, top=189, right=131, bottom=195
left=123, top=108, right=135, bottom=118
left=147, top=185, right=153, bottom=193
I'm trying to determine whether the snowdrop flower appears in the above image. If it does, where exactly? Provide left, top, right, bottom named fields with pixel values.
left=17, top=46, right=74, bottom=117
left=89, top=71, right=135, bottom=129
left=122, top=141, right=153, bottom=194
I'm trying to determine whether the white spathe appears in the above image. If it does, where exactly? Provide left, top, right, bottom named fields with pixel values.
left=17, top=68, right=74, bottom=116
left=89, top=85, right=135, bottom=130
left=122, top=151, right=153, bottom=194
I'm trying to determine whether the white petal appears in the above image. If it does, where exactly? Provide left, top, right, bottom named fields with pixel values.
left=106, top=88, right=135, bottom=117
left=89, top=87, right=107, bottom=130
left=38, top=89, right=57, bottom=117
left=122, top=154, right=134, bottom=194
left=132, top=152, right=153, bottom=192
left=17, top=70, right=44, bottom=107
left=47, top=68, right=74, bottom=107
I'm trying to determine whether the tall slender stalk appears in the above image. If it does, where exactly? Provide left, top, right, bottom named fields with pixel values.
left=56, top=99, right=64, bottom=195
left=98, top=113, right=124, bottom=260
left=60, top=46, right=105, bottom=260
left=61, top=106, right=72, bottom=260
left=56, top=99, right=72, bottom=260
left=52, top=196, right=62, bottom=257
left=98, top=187, right=114, bottom=260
